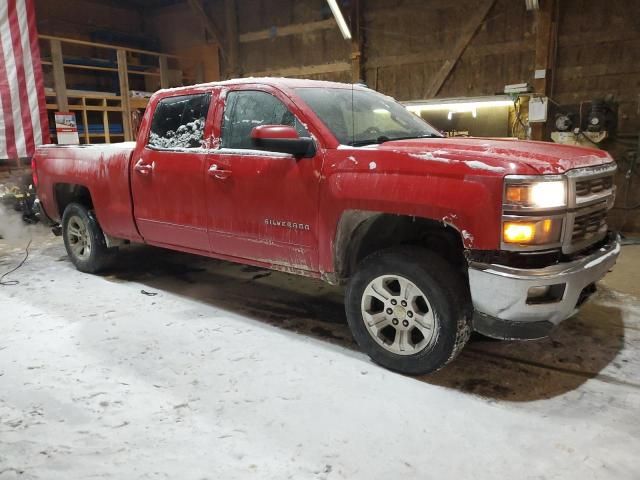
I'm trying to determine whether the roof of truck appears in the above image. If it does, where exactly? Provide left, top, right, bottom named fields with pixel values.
left=155, top=77, right=363, bottom=96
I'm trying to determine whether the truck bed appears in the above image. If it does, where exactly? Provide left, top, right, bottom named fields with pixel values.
left=34, top=142, right=142, bottom=242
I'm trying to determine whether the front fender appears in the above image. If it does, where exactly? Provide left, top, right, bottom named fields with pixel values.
left=318, top=167, right=504, bottom=275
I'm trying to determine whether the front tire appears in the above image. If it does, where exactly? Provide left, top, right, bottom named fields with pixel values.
left=345, top=247, right=471, bottom=375
left=62, top=203, right=114, bottom=273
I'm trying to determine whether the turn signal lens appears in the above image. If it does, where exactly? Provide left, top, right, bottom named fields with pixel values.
left=503, top=218, right=562, bottom=245
left=503, top=222, right=535, bottom=243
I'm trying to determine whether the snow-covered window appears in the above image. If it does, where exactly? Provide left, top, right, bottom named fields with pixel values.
left=221, top=90, right=309, bottom=150
left=148, top=93, right=211, bottom=150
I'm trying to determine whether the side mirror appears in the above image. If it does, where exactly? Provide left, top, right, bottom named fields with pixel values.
left=251, top=125, right=315, bottom=158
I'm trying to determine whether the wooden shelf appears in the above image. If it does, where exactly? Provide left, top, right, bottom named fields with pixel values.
left=41, top=35, right=181, bottom=144
left=41, top=60, right=161, bottom=77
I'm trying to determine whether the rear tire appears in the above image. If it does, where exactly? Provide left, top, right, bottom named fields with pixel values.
left=62, top=203, right=114, bottom=273
left=345, top=247, right=471, bottom=375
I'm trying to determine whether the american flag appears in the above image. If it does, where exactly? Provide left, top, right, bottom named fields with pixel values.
left=0, top=0, right=49, bottom=161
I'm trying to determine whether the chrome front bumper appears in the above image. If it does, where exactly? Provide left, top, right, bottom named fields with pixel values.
left=468, top=233, right=621, bottom=339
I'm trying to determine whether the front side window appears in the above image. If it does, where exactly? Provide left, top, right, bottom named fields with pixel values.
left=148, top=93, right=211, bottom=149
left=295, top=87, right=442, bottom=146
left=221, top=90, right=309, bottom=150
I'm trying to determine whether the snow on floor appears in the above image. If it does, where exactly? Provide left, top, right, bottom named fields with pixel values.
left=1, top=229, right=639, bottom=479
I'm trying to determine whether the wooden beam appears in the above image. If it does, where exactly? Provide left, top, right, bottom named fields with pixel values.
left=350, top=0, right=363, bottom=83
left=40, top=34, right=180, bottom=58
left=367, top=39, right=532, bottom=69
left=246, top=61, right=351, bottom=78
left=238, top=19, right=336, bottom=43
left=424, top=0, right=497, bottom=98
left=159, top=55, right=169, bottom=89
left=116, top=49, right=133, bottom=142
left=80, top=98, right=90, bottom=145
left=186, top=0, right=227, bottom=60
left=49, top=39, right=68, bottom=112
left=224, top=0, right=239, bottom=78
left=102, top=99, right=111, bottom=144
left=531, top=0, right=556, bottom=140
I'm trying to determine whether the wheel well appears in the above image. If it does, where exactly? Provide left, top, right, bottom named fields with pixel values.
left=335, top=212, right=466, bottom=281
left=54, top=183, right=93, bottom=217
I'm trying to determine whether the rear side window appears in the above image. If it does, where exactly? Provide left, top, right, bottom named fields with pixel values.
left=221, top=90, right=308, bottom=150
left=148, top=93, right=211, bottom=149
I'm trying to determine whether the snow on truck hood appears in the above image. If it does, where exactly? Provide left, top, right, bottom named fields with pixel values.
left=363, top=137, right=614, bottom=175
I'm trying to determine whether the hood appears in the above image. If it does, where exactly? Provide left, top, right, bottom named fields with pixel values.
left=367, top=137, right=613, bottom=175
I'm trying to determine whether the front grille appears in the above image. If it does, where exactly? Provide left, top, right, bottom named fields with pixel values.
left=575, top=175, right=614, bottom=197
left=571, top=208, right=607, bottom=243
left=564, top=164, right=616, bottom=254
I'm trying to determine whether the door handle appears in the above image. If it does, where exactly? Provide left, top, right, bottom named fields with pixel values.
left=134, top=159, right=154, bottom=175
left=208, top=164, right=231, bottom=180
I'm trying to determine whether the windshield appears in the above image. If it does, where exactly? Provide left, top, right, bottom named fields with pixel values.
left=295, top=87, right=443, bottom=146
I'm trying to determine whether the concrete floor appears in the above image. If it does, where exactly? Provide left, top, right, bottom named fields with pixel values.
left=1, top=222, right=639, bottom=479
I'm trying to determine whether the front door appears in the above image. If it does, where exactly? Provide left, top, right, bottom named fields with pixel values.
left=205, top=87, right=323, bottom=271
left=131, top=92, right=212, bottom=252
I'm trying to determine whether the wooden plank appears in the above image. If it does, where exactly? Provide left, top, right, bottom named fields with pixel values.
left=186, top=0, right=227, bottom=60
left=40, top=34, right=180, bottom=58
left=423, top=0, right=497, bottom=98
left=80, top=97, right=90, bottom=144
left=531, top=0, right=556, bottom=140
left=239, top=19, right=335, bottom=43
left=351, top=0, right=363, bottom=83
left=224, top=0, right=239, bottom=78
left=159, top=55, right=169, bottom=89
left=41, top=61, right=160, bottom=76
left=558, top=30, right=639, bottom=47
left=246, top=61, right=351, bottom=78
left=116, top=49, right=132, bottom=142
left=556, top=63, right=640, bottom=79
left=49, top=39, right=68, bottom=112
left=366, top=39, right=533, bottom=69
left=102, top=99, right=110, bottom=144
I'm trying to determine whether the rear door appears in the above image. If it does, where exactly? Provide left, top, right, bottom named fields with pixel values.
left=205, top=87, right=323, bottom=271
left=130, top=92, right=213, bottom=252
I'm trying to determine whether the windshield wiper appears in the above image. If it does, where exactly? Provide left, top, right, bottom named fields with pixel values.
left=349, top=138, right=385, bottom=147
left=349, top=134, right=441, bottom=146
left=379, top=134, right=442, bottom=143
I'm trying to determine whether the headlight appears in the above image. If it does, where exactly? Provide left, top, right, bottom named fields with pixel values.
left=504, top=178, right=567, bottom=210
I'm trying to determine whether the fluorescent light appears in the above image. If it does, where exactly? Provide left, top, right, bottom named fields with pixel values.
left=327, top=0, right=352, bottom=40
left=373, top=108, right=390, bottom=115
left=406, top=99, right=513, bottom=114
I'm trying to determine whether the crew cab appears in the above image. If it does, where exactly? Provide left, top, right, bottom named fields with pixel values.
left=33, top=78, right=620, bottom=374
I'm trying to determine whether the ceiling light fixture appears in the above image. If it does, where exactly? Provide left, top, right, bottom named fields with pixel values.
left=326, top=0, right=352, bottom=40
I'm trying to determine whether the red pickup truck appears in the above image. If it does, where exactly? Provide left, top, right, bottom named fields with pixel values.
left=33, top=78, right=620, bottom=374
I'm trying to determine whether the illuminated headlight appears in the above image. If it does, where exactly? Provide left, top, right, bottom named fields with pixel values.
left=504, top=178, right=567, bottom=209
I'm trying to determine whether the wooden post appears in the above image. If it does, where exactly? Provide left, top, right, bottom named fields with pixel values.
left=102, top=99, right=110, bottom=144
left=350, top=0, right=363, bottom=83
left=117, top=49, right=133, bottom=141
left=50, top=39, right=68, bottom=112
left=80, top=97, right=90, bottom=144
left=224, top=0, right=239, bottom=78
left=159, top=55, right=170, bottom=89
left=531, top=0, right=556, bottom=140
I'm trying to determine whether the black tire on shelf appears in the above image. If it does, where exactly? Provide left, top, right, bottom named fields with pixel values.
left=345, top=246, right=472, bottom=375
left=61, top=202, right=114, bottom=273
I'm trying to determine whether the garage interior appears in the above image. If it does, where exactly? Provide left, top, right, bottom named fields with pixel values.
left=1, top=0, right=639, bottom=478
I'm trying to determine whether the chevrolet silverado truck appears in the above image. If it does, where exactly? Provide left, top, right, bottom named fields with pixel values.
left=33, top=78, right=620, bottom=374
